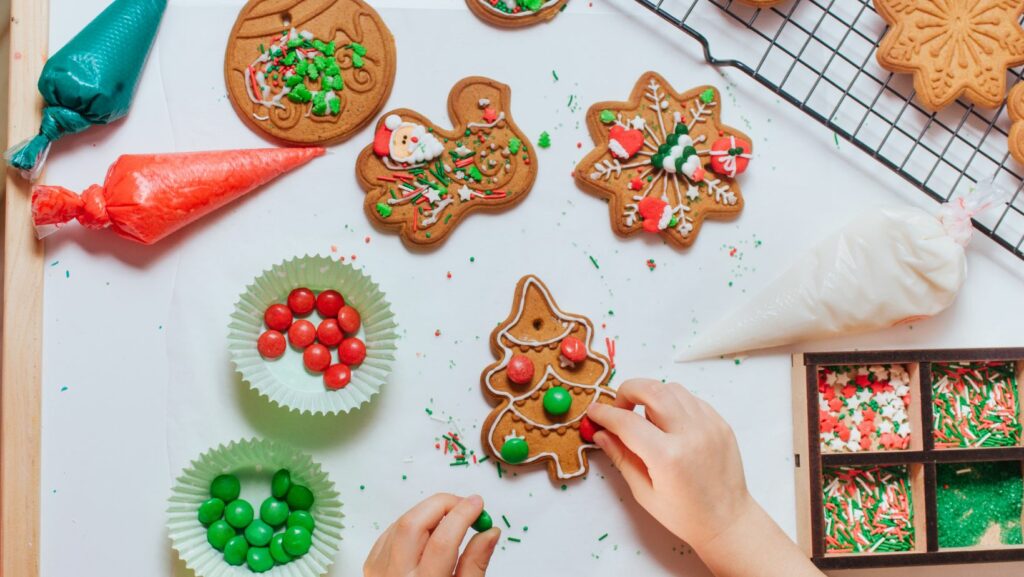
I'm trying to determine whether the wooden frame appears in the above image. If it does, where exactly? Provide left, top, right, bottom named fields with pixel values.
left=793, top=348, right=1024, bottom=569
left=2, top=0, right=46, bottom=575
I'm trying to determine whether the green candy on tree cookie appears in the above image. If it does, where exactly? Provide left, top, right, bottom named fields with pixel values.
left=286, top=485, right=315, bottom=511
left=207, top=519, right=235, bottom=551
left=210, top=474, right=241, bottom=502
left=472, top=510, right=493, bottom=532
left=225, top=499, right=254, bottom=528
left=287, top=510, right=316, bottom=532
left=197, top=497, right=225, bottom=526
left=245, top=519, right=274, bottom=547
left=543, top=386, right=572, bottom=415
left=260, top=497, right=289, bottom=527
left=247, top=546, right=274, bottom=573
left=272, top=469, right=292, bottom=500
left=223, top=535, right=249, bottom=566
left=501, top=437, right=529, bottom=464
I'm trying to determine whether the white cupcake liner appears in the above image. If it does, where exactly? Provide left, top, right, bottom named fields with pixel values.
left=229, top=255, right=398, bottom=415
left=167, top=438, right=344, bottom=577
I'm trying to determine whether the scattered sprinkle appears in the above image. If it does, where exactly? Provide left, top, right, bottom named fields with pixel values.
left=589, top=255, right=600, bottom=269
left=598, top=533, right=609, bottom=541
left=646, top=258, right=656, bottom=271
left=552, top=70, right=559, bottom=82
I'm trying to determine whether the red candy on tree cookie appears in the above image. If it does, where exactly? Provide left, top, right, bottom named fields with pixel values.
left=507, top=354, right=535, bottom=385
left=560, top=336, right=588, bottom=367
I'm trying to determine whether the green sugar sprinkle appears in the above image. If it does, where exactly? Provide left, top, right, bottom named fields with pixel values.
left=552, top=70, right=559, bottom=81
left=937, top=461, right=1023, bottom=548
left=502, top=515, right=511, bottom=528
left=589, top=255, right=600, bottom=269
left=598, top=533, right=609, bottom=541
left=508, top=537, right=521, bottom=543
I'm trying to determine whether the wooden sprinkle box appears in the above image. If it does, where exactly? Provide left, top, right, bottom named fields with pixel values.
left=793, top=348, right=1024, bottom=568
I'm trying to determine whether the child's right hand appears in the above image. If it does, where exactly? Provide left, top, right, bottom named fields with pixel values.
left=586, top=379, right=757, bottom=549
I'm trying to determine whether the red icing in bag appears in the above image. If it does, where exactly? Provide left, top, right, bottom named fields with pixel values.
left=31, top=147, right=324, bottom=244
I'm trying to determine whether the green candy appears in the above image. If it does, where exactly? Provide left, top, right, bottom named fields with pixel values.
left=207, top=520, right=235, bottom=551
left=599, top=110, right=616, bottom=124
left=287, top=510, right=316, bottom=533
left=286, top=485, right=315, bottom=511
left=519, top=0, right=543, bottom=10
left=210, top=474, right=241, bottom=502
left=261, top=497, right=290, bottom=527
left=543, top=386, right=572, bottom=415
left=538, top=131, right=551, bottom=149
left=223, top=535, right=249, bottom=566
left=700, top=88, right=715, bottom=104
left=269, top=533, right=294, bottom=564
left=225, top=499, right=255, bottom=529
left=271, top=469, right=292, bottom=499
left=247, top=547, right=275, bottom=573
left=508, top=137, right=521, bottom=154
left=197, top=498, right=225, bottom=526
left=472, top=510, right=493, bottom=532
left=283, top=526, right=313, bottom=557
left=467, top=165, right=483, bottom=182
left=501, top=438, right=529, bottom=464
left=245, top=519, right=274, bottom=547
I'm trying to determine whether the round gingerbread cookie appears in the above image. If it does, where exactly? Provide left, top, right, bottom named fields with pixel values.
left=224, top=0, right=397, bottom=145
left=465, top=0, right=569, bottom=28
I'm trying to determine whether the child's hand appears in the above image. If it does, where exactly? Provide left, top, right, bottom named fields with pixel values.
left=586, top=379, right=755, bottom=549
left=364, top=493, right=501, bottom=577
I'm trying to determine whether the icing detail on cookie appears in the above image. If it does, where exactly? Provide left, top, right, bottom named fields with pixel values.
left=481, top=0, right=561, bottom=16
left=875, top=0, right=1024, bottom=110
left=576, top=72, right=753, bottom=249
left=481, top=276, right=615, bottom=481
left=356, top=77, right=537, bottom=248
left=466, top=0, right=568, bottom=27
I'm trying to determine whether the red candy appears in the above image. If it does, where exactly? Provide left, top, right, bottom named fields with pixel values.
left=264, top=304, right=293, bottom=331
left=317, top=319, right=343, bottom=347
left=288, top=319, right=316, bottom=348
left=337, top=305, right=361, bottom=334
left=560, top=337, right=587, bottom=364
left=303, top=343, right=332, bottom=373
left=579, top=415, right=603, bottom=443
left=507, top=354, right=535, bottom=385
left=324, top=364, right=352, bottom=390
left=316, top=290, right=344, bottom=317
left=287, top=287, right=316, bottom=315
left=338, top=337, right=367, bottom=366
left=257, top=330, right=286, bottom=359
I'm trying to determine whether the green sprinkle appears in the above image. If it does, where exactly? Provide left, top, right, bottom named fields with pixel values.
left=538, top=131, right=551, bottom=149
left=552, top=70, right=559, bottom=81
left=508, top=537, right=522, bottom=543
left=375, top=203, right=393, bottom=218
left=700, top=88, right=715, bottom=104
left=598, top=533, right=608, bottom=541
left=589, top=255, right=599, bottom=269
left=599, top=109, right=616, bottom=124
left=508, top=137, right=521, bottom=154
left=502, top=515, right=511, bottom=528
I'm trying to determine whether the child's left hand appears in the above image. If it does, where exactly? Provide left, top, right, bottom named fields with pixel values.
left=364, top=493, right=501, bottom=577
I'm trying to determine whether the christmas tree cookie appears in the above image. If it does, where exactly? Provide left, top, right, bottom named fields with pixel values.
left=481, top=275, right=615, bottom=482
left=356, top=76, right=537, bottom=248
left=576, top=72, right=754, bottom=249
left=466, top=0, right=569, bottom=28
left=224, top=0, right=397, bottom=145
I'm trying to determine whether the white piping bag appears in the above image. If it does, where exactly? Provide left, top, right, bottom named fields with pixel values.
left=677, top=183, right=1008, bottom=361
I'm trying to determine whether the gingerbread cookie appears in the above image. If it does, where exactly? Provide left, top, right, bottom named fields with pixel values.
left=875, top=0, right=1024, bottom=110
left=575, top=72, right=753, bottom=249
left=224, top=0, right=397, bottom=145
left=1009, top=83, right=1024, bottom=164
left=356, top=77, right=537, bottom=248
left=481, top=275, right=615, bottom=482
left=465, top=0, right=568, bottom=27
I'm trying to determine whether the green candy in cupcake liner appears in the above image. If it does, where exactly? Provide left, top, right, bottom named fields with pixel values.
left=229, top=255, right=398, bottom=415
left=168, top=438, right=343, bottom=577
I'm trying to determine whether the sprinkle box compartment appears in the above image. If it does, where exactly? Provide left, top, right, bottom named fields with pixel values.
left=792, top=349, right=1024, bottom=569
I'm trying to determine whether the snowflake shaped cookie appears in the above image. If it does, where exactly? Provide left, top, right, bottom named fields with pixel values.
left=875, top=0, right=1024, bottom=110
left=575, top=72, right=753, bottom=249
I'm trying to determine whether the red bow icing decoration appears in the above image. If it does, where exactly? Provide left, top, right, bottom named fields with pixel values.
left=709, top=135, right=753, bottom=177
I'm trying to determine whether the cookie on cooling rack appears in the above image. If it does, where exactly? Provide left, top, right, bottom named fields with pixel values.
left=874, top=0, right=1024, bottom=110
left=1009, top=83, right=1024, bottom=165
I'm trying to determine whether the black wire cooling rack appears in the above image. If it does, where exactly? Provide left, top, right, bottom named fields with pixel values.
left=633, top=0, right=1024, bottom=261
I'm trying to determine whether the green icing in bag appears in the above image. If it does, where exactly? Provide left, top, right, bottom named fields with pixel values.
left=6, top=0, right=167, bottom=178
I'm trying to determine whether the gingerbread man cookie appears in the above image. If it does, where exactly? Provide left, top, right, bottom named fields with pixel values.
left=356, top=77, right=537, bottom=248
left=575, top=72, right=753, bottom=249
left=465, top=0, right=569, bottom=27
left=875, top=0, right=1024, bottom=110
left=481, top=275, right=615, bottom=482
left=224, top=0, right=397, bottom=145
left=1009, top=82, right=1024, bottom=165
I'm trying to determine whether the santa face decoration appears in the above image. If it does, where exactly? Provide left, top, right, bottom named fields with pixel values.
left=575, top=72, right=754, bottom=250
left=356, top=77, right=539, bottom=249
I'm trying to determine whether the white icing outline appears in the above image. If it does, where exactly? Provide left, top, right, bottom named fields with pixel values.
left=478, top=0, right=561, bottom=17
left=468, top=111, right=506, bottom=129
left=484, top=277, right=613, bottom=480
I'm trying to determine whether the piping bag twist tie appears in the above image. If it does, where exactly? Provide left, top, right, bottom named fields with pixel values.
left=31, top=184, right=111, bottom=231
left=5, top=107, right=92, bottom=173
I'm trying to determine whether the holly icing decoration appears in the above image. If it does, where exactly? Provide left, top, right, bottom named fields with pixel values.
left=576, top=72, right=754, bottom=249
left=246, top=29, right=368, bottom=118
left=481, top=275, right=616, bottom=481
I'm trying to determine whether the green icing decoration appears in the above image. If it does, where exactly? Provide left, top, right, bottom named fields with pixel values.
left=599, top=109, right=616, bottom=124
left=538, top=131, right=551, bottom=149
left=700, top=88, right=715, bottom=104
left=508, top=137, right=522, bottom=154
left=467, top=165, right=483, bottom=182
left=520, top=0, right=544, bottom=10
left=6, top=0, right=168, bottom=173
left=349, top=42, right=367, bottom=57
left=937, top=461, right=1023, bottom=548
